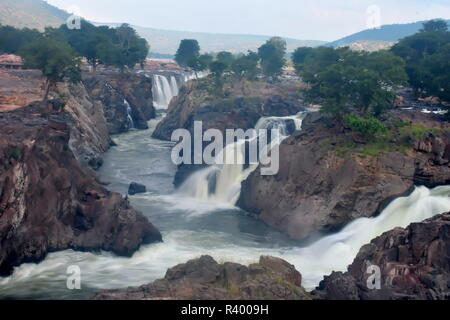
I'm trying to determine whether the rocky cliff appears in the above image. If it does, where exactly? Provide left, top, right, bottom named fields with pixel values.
left=92, top=255, right=310, bottom=300
left=83, top=73, right=155, bottom=134
left=313, top=213, right=450, bottom=300
left=238, top=110, right=450, bottom=241
left=152, top=79, right=306, bottom=185
left=0, top=101, right=162, bottom=276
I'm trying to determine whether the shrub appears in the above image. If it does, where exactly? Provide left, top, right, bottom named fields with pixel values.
left=344, top=114, right=387, bottom=140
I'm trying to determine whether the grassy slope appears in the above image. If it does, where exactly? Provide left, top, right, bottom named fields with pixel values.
left=0, top=0, right=69, bottom=30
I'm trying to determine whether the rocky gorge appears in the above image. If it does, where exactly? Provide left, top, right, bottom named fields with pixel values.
left=0, top=70, right=164, bottom=276
left=1, top=68, right=450, bottom=301
left=238, top=110, right=450, bottom=241
left=91, top=212, right=450, bottom=300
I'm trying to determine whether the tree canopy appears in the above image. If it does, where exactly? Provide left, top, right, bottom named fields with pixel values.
left=258, top=37, right=286, bottom=79
left=19, top=35, right=81, bottom=101
left=295, top=47, right=407, bottom=119
left=175, top=39, right=200, bottom=67
left=391, top=20, right=450, bottom=101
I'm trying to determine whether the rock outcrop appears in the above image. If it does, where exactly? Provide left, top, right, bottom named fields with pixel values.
left=152, top=80, right=306, bottom=185
left=153, top=81, right=305, bottom=141
left=238, top=110, right=450, bottom=241
left=128, top=182, right=146, bottom=196
left=92, top=255, right=311, bottom=300
left=83, top=73, right=155, bottom=134
left=0, top=104, right=162, bottom=276
left=57, top=82, right=112, bottom=169
left=313, top=213, right=450, bottom=300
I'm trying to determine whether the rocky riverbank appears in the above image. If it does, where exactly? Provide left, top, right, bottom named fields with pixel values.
left=238, top=110, right=450, bottom=241
left=92, top=255, right=311, bottom=300
left=0, top=103, right=161, bottom=276
left=152, top=79, right=307, bottom=185
left=0, top=69, right=164, bottom=276
left=92, top=212, right=450, bottom=300
left=313, top=213, right=450, bottom=300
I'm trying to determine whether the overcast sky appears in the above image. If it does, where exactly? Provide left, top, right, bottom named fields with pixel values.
left=46, top=0, right=450, bottom=41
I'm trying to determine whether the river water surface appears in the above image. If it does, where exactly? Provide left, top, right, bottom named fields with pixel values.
left=1, top=117, right=450, bottom=300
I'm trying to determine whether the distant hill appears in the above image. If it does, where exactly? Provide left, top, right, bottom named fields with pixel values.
left=0, top=0, right=325, bottom=55
left=95, top=23, right=325, bottom=55
left=0, top=0, right=69, bottom=31
left=327, top=20, right=450, bottom=48
left=130, top=25, right=326, bottom=55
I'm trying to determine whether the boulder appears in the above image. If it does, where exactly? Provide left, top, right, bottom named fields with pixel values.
left=238, top=110, right=450, bottom=241
left=128, top=182, right=147, bottom=195
left=92, top=255, right=311, bottom=300
left=312, top=213, right=450, bottom=300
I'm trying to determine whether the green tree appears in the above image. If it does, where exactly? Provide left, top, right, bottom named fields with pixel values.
left=421, top=19, right=449, bottom=33
left=258, top=37, right=286, bottom=80
left=113, top=24, right=149, bottom=72
left=230, top=51, right=259, bottom=81
left=175, top=39, right=200, bottom=67
left=19, top=37, right=81, bottom=101
left=344, top=114, right=387, bottom=141
left=298, top=47, right=407, bottom=120
left=0, top=25, right=42, bottom=54
left=417, top=43, right=450, bottom=103
left=292, top=47, right=314, bottom=73
left=216, top=51, right=234, bottom=68
left=209, top=60, right=228, bottom=95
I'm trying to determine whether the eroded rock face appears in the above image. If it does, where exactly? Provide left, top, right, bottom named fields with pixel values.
left=153, top=82, right=305, bottom=142
left=238, top=111, right=450, bottom=241
left=153, top=81, right=306, bottom=186
left=57, top=83, right=112, bottom=169
left=83, top=73, right=155, bottom=134
left=313, top=213, right=450, bottom=300
left=92, top=255, right=310, bottom=300
left=0, top=105, right=162, bottom=276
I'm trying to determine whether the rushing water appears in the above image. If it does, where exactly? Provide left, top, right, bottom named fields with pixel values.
left=152, top=75, right=178, bottom=110
left=1, top=115, right=450, bottom=300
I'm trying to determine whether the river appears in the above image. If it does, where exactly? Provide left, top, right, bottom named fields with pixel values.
left=1, top=115, right=450, bottom=300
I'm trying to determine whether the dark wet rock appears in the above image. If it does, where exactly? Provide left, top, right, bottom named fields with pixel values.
left=128, top=182, right=147, bottom=195
left=92, top=255, right=311, bottom=300
left=83, top=73, right=155, bottom=134
left=153, top=81, right=306, bottom=186
left=0, top=106, right=162, bottom=276
left=312, top=213, right=450, bottom=300
left=238, top=110, right=450, bottom=241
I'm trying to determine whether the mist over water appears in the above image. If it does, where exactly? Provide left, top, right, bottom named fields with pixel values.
left=1, top=116, right=450, bottom=300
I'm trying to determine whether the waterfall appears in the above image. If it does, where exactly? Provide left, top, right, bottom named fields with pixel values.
left=170, top=76, right=179, bottom=97
left=124, top=99, right=134, bottom=128
left=152, top=74, right=180, bottom=110
left=296, top=185, right=450, bottom=288
left=178, top=112, right=307, bottom=205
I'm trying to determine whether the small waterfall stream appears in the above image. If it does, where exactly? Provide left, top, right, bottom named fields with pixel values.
left=152, top=74, right=182, bottom=110
left=124, top=99, right=134, bottom=129
left=178, top=112, right=307, bottom=205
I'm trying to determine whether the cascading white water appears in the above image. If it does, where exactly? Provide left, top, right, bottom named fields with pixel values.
left=152, top=74, right=181, bottom=110
left=178, top=112, right=307, bottom=205
left=170, top=76, right=179, bottom=97
left=124, top=99, right=134, bottom=128
left=2, top=116, right=450, bottom=299
left=295, top=185, right=450, bottom=288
